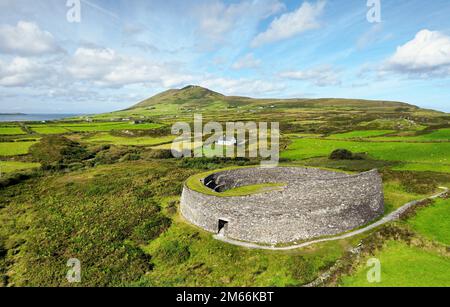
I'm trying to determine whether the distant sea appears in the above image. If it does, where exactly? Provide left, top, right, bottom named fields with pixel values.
left=0, top=114, right=82, bottom=122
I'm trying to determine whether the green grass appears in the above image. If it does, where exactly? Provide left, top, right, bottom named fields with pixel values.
left=383, top=181, right=427, bottom=213
left=0, top=126, right=25, bottom=135
left=0, top=161, right=41, bottom=174
left=0, top=141, right=37, bottom=156
left=358, top=119, right=427, bottom=131
left=29, top=122, right=163, bottom=133
left=373, top=128, right=450, bottom=142
left=408, top=199, right=450, bottom=245
left=29, top=125, right=71, bottom=134
left=281, top=138, right=450, bottom=172
left=392, top=162, right=450, bottom=173
left=86, top=133, right=175, bottom=146
left=185, top=167, right=286, bottom=197
left=328, top=130, right=395, bottom=139
left=340, top=240, right=450, bottom=287
left=137, top=220, right=345, bottom=287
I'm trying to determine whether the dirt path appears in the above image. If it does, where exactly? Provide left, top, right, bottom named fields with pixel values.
left=214, top=187, right=448, bottom=251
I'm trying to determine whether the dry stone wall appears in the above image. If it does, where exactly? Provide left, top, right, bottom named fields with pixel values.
left=181, top=167, right=384, bottom=245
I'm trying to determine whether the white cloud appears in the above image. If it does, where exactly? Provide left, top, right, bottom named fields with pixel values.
left=279, top=65, right=341, bottom=87
left=0, top=21, right=62, bottom=56
left=67, top=47, right=194, bottom=88
left=386, top=29, right=450, bottom=76
left=231, top=53, right=261, bottom=70
left=0, top=57, right=46, bottom=87
left=252, top=0, right=326, bottom=47
left=199, top=77, right=285, bottom=96
left=195, top=0, right=285, bottom=44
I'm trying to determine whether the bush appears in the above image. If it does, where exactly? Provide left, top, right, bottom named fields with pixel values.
left=329, top=149, right=354, bottom=160
left=179, top=157, right=255, bottom=169
left=143, top=149, right=174, bottom=160
left=29, top=135, right=90, bottom=168
left=93, top=147, right=136, bottom=165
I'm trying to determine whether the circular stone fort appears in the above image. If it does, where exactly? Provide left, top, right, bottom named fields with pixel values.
left=181, top=167, right=384, bottom=245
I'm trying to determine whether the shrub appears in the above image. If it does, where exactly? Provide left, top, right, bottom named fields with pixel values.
left=29, top=135, right=90, bottom=168
left=329, top=149, right=354, bottom=160
left=143, top=149, right=174, bottom=160
left=179, top=157, right=255, bottom=169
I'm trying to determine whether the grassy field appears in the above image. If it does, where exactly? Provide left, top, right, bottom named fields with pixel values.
left=327, top=130, right=395, bottom=139
left=392, top=162, right=450, bottom=173
left=408, top=199, right=450, bottom=245
left=340, top=241, right=450, bottom=287
left=86, top=133, right=175, bottom=146
left=0, top=161, right=41, bottom=174
left=138, top=219, right=344, bottom=287
left=0, top=141, right=37, bottom=156
left=29, top=125, right=71, bottom=134
left=281, top=138, right=450, bottom=172
left=0, top=160, right=344, bottom=286
left=0, top=126, right=25, bottom=135
left=29, top=122, right=162, bottom=133
left=373, top=128, right=450, bottom=142
left=1, top=86, right=449, bottom=287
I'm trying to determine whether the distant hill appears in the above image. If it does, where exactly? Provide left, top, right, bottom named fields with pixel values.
left=127, top=85, right=425, bottom=113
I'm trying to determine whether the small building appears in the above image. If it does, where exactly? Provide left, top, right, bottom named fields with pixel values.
left=217, top=136, right=237, bottom=146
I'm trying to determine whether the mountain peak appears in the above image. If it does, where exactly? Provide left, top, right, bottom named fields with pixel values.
left=131, top=85, right=225, bottom=109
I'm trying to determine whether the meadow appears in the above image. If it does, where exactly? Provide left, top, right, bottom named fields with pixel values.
left=0, top=161, right=41, bottom=174
left=0, top=125, right=25, bottom=135
left=0, top=141, right=37, bottom=156
left=28, top=122, right=163, bottom=133
left=86, top=133, right=175, bottom=146
left=0, top=86, right=449, bottom=287
left=408, top=199, right=450, bottom=245
left=340, top=240, right=450, bottom=287
left=282, top=138, right=450, bottom=172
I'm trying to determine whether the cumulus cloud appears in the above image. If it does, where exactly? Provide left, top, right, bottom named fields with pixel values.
left=199, top=77, right=285, bottom=96
left=195, top=0, right=285, bottom=44
left=279, top=65, right=341, bottom=87
left=251, top=0, right=326, bottom=47
left=0, top=57, right=47, bottom=87
left=386, top=29, right=450, bottom=77
left=67, top=47, right=194, bottom=88
left=0, top=21, right=62, bottom=56
left=231, top=53, right=261, bottom=70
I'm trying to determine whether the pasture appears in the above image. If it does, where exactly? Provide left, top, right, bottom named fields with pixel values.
left=0, top=161, right=40, bottom=174
left=281, top=138, right=450, bottom=172
left=0, top=125, right=25, bottom=135
left=408, top=199, right=450, bottom=245
left=340, top=241, right=450, bottom=287
left=0, top=141, right=37, bottom=156
left=86, top=133, right=175, bottom=146
left=327, top=130, right=395, bottom=139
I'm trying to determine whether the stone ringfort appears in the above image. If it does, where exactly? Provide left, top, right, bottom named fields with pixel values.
left=181, top=167, right=384, bottom=245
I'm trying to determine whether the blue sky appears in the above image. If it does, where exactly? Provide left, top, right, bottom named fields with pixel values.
left=0, top=0, right=450, bottom=113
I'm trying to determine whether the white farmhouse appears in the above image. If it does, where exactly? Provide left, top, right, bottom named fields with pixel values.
left=217, top=136, right=237, bottom=146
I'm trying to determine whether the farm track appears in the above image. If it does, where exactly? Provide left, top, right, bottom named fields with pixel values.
left=214, top=187, right=449, bottom=250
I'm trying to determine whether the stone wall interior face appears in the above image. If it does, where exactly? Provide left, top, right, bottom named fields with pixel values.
left=181, top=167, right=384, bottom=245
